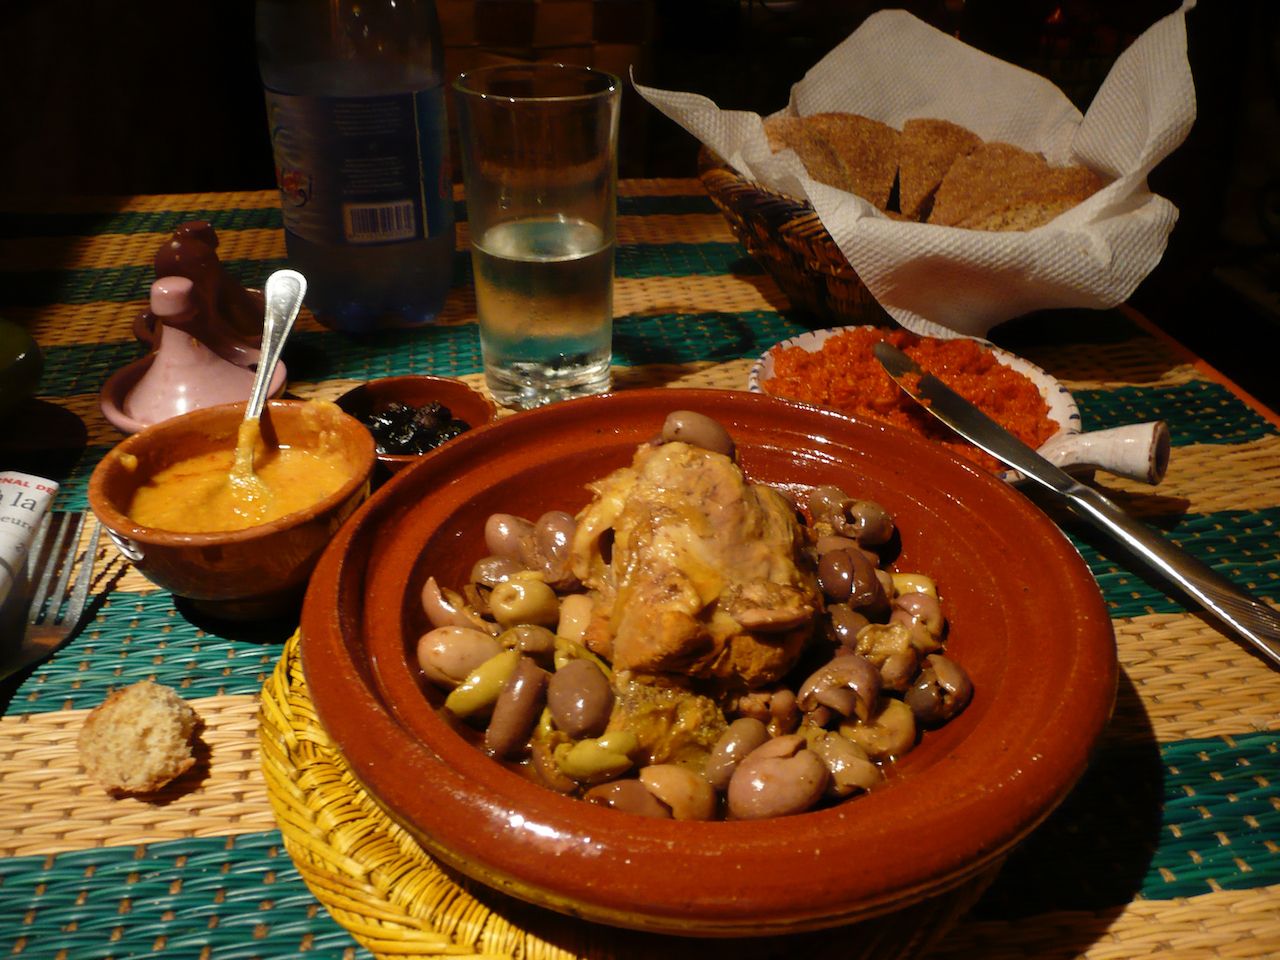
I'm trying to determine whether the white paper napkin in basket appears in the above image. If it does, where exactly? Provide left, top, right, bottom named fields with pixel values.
left=634, top=2, right=1196, bottom=339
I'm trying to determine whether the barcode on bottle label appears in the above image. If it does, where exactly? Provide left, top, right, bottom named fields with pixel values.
left=343, top=200, right=418, bottom=243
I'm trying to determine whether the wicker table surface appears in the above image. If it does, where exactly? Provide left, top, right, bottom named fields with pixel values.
left=1, top=181, right=1278, bottom=960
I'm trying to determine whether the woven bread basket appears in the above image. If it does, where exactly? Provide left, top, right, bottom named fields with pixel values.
left=697, top=147, right=891, bottom=326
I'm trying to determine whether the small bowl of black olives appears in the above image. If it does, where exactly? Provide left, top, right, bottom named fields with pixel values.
left=336, top=375, right=497, bottom=479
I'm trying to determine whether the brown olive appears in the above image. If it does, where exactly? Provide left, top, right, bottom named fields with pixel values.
left=484, top=656, right=549, bottom=759
left=420, top=576, right=495, bottom=633
left=726, top=735, right=829, bottom=820
left=584, top=779, right=672, bottom=818
left=890, top=591, right=945, bottom=641
left=818, top=548, right=882, bottom=609
left=904, top=654, right=973, bottom=728
left=704, top=717, right=770, bottom=792
left=639, top=765, right=718, bottom=820
left=470, top=555, right=523, bottom=589
left=417, top=626, right=503, bottom=688
left=519, top=511, right=580, bottom=590
left=804, top=728, right=882, bottom=797
left=484, top=513, right=534, bottom=560
left=825, top=603, right=870, bottom=653
left=807, top=487, right=894, bottom=546
left=846, top=500, right=894, bottom=546
left=660, top=410, right=735, bottom=458
left=546, top=658, right=614, bottom=738
left=808, top=485, right=851, bottom=523
left=796, top=654, right=881, bottom=722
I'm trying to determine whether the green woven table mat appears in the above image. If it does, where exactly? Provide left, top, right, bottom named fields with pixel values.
left=0, top=831, right=373, bottom=959
left=1, top=730, right=1274, bottom=959
left=3, top=182, right=1279, bottom=959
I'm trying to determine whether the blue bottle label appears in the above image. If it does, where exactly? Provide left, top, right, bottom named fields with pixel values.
left=264, top=87, right=451, bottom=246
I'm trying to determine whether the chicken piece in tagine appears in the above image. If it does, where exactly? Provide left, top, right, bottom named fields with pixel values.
left=570, top=439, right=821, bottom=688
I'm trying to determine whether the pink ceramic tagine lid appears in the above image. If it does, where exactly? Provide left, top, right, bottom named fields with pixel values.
left=100, top=276, right=288, bottom=435
left=133, top=221, right=268, bottom=366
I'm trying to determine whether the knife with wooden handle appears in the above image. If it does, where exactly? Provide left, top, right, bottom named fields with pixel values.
left=874, top=340, right=1280, bottom=670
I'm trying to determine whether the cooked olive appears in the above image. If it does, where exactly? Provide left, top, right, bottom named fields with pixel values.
left=417, top=626, right=503, bottom=688
left=660, top=410, right=735, bottom=458
left=807, top=487, right=894, bottom=546
left=497, top=624, right=557, bottom=666
left=846, top=500, right=894, bottom=546
left=484, top=513, right=534, bottom=560
left=488, top=578, right=559, bottom=628
left=546, top=658, right=613, bottom=738
left=556, top=593, right=594, bottom=643
left=522, top=511, right=579, bottom=589
left=584, top=779, right=672, bottom=818
left=444, top=649, right=521, bottom=719
left=804, top=728, right=882, bottom=797
left=838, top=697, right=917, bottom=761
left=555, top=730, right=637, bottom=782
left=421, top=576, right=495, bottom=633
left=484, top=656, right=549, bottom=759
left=825, top=603, right=871, bottom=652
left=905, top=654, right=973, bottom=727
left=890, top=591, right=944, bottom=639
left=470, top=555, right=524, bottom=589
left=818, top=548, right=882, bottom=608
left=796, top=654, right=881, bottom=722
left=768, top=686, right=800, bottom=736
left=726, top=735, right=829, bottom=820
left=639, top=765, right=718, bottom=820
left=808, top=485, right=851, bottom=523
left=704, top=717, right=770, bottom=791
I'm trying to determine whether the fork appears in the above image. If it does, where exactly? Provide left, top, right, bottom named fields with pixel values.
left=1, top=511, right=103, bottom=681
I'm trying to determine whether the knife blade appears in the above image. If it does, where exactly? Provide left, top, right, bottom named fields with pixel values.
left=874, top=340, right=1280, bottom=671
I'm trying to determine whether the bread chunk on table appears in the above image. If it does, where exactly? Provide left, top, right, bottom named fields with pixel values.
left=78, top=680, right=201, bottom=794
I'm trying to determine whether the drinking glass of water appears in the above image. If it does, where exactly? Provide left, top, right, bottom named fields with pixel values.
left=454, top=64, right=621, bottom=409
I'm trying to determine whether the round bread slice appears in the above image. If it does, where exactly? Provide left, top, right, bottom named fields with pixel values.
left=79, top=680, right=201, bottom=794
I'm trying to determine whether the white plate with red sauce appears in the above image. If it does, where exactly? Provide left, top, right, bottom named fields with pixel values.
left=749, top=326, right=1170, bottom=486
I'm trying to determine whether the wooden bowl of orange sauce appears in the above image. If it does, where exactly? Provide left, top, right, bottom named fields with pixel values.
left=88, top=399, right=375, bottom=621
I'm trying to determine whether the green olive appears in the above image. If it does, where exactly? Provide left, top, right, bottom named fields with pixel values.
left=554, top=729, right=639, bottom=782
left=891, top=572, right=937, bottom=599
left=488, top=578, right=559, bottom=629
left=443, top=649, right=521, bottom=719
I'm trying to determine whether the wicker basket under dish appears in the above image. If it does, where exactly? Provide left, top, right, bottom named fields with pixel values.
left=697, top=148, right=891, bottom=326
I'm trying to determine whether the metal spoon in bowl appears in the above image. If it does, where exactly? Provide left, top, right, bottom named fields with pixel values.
left=229, top=269, right=307, bottom=504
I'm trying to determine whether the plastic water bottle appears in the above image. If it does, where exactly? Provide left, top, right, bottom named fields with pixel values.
left=255, top=0, right=455, bottom=333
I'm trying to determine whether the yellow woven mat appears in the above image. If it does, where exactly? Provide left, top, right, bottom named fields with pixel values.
left=257, top=632, right=1280, bottom=960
